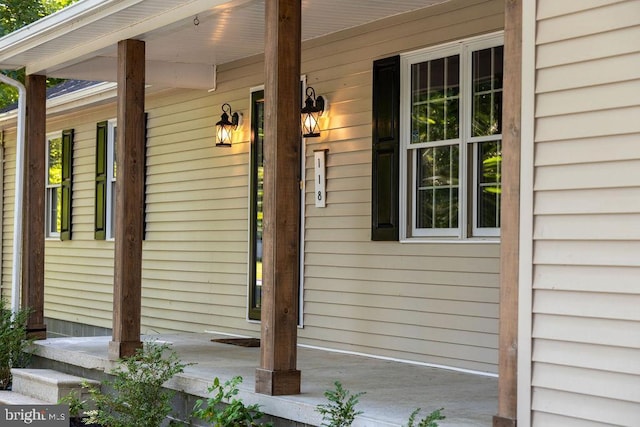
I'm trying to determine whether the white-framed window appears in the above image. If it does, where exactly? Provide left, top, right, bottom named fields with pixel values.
left=106, top=119, right=117, bottom=239
left=400, top=33, right=503, bottom=239
left=46, top=132, right=63, bottom=238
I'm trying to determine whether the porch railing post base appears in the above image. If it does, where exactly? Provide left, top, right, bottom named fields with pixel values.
left=493, top=415, right=517, bottom=427
left=108, top=340, right=142, bottom=360
left=255, top=368, right=300, bottom=396
left=26, top=324, right=47, bottom=340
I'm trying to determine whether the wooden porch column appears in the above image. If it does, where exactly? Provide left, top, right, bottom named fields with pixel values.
left=255, top=0, right=302, bottom=395
left=494, top=1, right=521, bottom=426
left=109, top=39, right=145, bottom=360
left=22, top=74, right=47, bottom=339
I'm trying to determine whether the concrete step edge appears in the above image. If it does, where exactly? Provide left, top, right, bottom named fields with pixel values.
left=10, top=369, right=99, bottom=387
left=0, top=390, right=50, bottom=405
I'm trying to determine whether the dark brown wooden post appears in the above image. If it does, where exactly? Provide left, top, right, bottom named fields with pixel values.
left=494, top=0, right=521, bottom=426
left=109, top=39, right=145, bottom=360
left=22, top=74, right=47, bottom=339
left=255, top=0, right=302, bottom=395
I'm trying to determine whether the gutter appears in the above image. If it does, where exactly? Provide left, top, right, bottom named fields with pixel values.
left=0, top=74, right=26, bottom=315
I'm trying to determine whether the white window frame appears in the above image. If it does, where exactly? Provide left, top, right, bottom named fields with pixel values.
left=45, top=131, right=63, bottom=239
left=400, top=32, right=503, bottom=241
left=106, top=119, right=117, bottom=240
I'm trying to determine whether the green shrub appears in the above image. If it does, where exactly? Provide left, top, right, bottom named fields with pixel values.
left=192, top=376, right=272, bottom=427
left=0, top=299, right=33, bottom=390
left=316, top=381, right=365, bottom=427
left=406, top=407, right=445, bottom=427
left=84, top=341, right=188, bottom=427
left=58, top=390, right=87, bottom=418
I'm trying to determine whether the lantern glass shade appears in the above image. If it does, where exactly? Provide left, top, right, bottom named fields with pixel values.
left=216, top=103, right=239, bottom=147
left=301, top=87, right=324, bottom=138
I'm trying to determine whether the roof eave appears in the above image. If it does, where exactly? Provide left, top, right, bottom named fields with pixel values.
left=0, top=0, right=129, bottom=69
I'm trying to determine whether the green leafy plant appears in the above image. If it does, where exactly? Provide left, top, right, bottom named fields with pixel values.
left=406, top=407, right=445, bottom=427
left=316, top=381, right=365, bottom=427
left=192, top=376, right=272, bottom=427
left=0, top=299, right=33, bottom=390
left=83, top=341, right=188, bottom=427
left=59, top=390, right=87, bottom=418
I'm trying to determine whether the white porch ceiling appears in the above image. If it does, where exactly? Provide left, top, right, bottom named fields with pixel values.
left=0, top=0, right=447, bottom=89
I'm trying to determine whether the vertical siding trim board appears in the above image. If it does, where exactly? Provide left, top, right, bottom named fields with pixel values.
left=371, top=55, right=400, bottom=241
left=518, top=0, right=536, bottom=426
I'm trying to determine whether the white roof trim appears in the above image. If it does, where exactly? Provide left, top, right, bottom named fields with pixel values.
left=0, top=82, right=118, bottom=125
left=46, top=82, right=118, bottom=114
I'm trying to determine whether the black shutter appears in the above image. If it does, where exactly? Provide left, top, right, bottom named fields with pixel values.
left=371, top=55, right=400, bottom=241
left=60, top=129, right=74, bottom=241
left=94, top=121, right=108, bottom=240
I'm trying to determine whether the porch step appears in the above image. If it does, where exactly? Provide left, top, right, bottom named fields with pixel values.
left=0, top=390, right=48, bottom=405
left=10, top=369, right=99, bottom=403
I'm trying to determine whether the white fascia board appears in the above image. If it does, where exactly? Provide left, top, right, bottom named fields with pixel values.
left=24, top=0, right=241, bottom=76
left=0, top=0, right=143, bottom=63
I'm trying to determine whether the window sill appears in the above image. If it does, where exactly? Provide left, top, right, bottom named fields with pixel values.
left=400, top=237, right=500, bottom=244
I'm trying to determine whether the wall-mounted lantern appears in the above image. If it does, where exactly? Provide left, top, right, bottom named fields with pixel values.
left=216, top=103, right=240, bottom=147
left=301, top=86, right=325, bottom=138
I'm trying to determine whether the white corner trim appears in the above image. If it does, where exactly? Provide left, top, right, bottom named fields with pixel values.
left=518, top=1, right=536, bottom=426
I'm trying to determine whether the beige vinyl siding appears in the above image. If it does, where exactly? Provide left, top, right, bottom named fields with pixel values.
left=531, top=0, right=640, bottom=424
left=1, top=128, right=16, bottom=302
left=0, top=0, right=503, bottom=373
left=143, top=85, right=258, bottom=335
left=297, top=0, right=504, bottom=374
left=0, top=89, right=262, bottom=335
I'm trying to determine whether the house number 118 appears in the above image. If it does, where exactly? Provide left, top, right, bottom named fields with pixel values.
left=314, top=150, right=327, bottom=208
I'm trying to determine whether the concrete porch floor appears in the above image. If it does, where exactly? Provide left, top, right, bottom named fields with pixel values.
left=31, top=333, right=497, bottom=426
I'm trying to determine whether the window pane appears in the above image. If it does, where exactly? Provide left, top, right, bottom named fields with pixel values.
left=48, top=137, right=62, bottom=185
left=255, top=108, right=264, bottom=310
left=48, top=187, right=61, bottom=234
left=110, top=181, right=116, bottom=235
left=56, top=187, right=62, bottom=233
left=411, top=55, right=459, bottom=144
left=445, top=98, right=459, bottom=142
left=113, top=126, right=117, bottom=178
left=251, top=95, right=265, bottom=314
left=477, top=140, right=502, bottom=228
left=411, top=61, right=427, bottom=144
left=108, top=125, right=117, bottom=239
left=472, top=46, right=503, bottom=137
left=416, top=145, right=459, bottom=229
left=416, top=189, right=433, bottom=230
